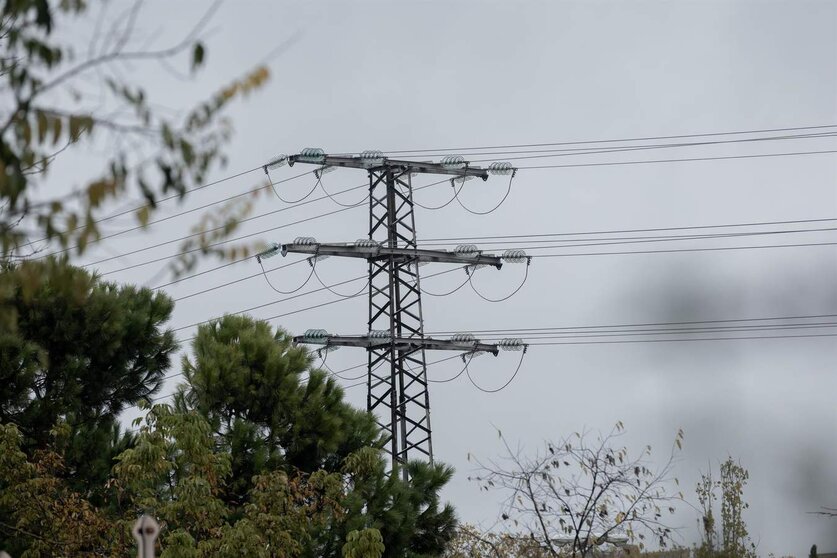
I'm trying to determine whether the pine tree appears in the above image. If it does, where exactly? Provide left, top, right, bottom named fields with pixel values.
left=0, top=258, right=176, bottom=497
left=177, top=315, right=457, bottom=557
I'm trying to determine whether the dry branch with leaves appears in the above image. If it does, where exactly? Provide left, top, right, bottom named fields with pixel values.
left=470, top=423, right=685, bottom=557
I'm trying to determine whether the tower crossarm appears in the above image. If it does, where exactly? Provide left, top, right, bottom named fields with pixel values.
left=288, top=154, right=490, bottom=180
left=293, top=334, right=500, bottom=356
left=281, top=242, right=503, bottom=269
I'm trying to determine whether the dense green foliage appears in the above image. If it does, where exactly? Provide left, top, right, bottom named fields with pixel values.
left=172, top=315, right=457, bottom=557
left=0, top=258, right=175, bottom=496
left=0, top=268, right=457, bottom=556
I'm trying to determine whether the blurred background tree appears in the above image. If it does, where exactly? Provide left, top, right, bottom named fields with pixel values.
left=694, top=457, right=757, bottom=558
left=0, top=0, right=270, bottom=326
left=471, top=423, right=684, bottom=557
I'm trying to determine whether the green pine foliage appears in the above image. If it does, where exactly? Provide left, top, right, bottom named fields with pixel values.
left=0, top=258, right=176, bottom=498
left=0, top=266, right=457, bottom=556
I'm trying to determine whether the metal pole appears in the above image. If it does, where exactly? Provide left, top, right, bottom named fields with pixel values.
left=132, top=515, right=159, bottom=558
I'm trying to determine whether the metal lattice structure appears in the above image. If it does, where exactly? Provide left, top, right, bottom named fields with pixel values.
left=367, top=166, right=433, bottom=471
left=273, top=152, right=515, bottom=476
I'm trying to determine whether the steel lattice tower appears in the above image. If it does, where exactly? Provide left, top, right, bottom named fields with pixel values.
left=367, top=166, right=433, bottom=469
left=261, top=151, right=521, bottom=475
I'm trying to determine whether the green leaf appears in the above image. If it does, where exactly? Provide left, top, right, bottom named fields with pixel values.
left=192, top=42, right=205, bottom=71
left=52, top=115, right=63, bottom=145
left=36, top=110, right=49, bottom=143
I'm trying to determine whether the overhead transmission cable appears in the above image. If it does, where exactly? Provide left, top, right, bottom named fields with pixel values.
left=163, top=219, right=837, bottom=303
left=468, top=323, right=837, bottom=340
left=425, top=313, right=837, bottom=336
left=258, top=257, right=315, bottom=295
left=462, top=131, right=837, bottom=163
left=92, top=177, right=449, bottom=276
left=467, top=257, right=531, bottom=303
left=29, top=125, right=837, bottom=259
left=78, top=128, right=837, bottom=266
left=514, top=148, right=837, bottom=170
left=317, top=174, right=369, bottom=208
left=312, top=265, right=370, bottom=298
left=530, top=240, right=837, bottom=259
left=465, top=349, right=528, bottom=394
left=171, top=266, right=465, bottom=338
left=416, top=224, right=837, bottom=248
left=451, top=167, right=516, bottom=216
left=24, top=165, right=268, bottom=252
left=268, top=174, right=320, bottom=204
left=526, top=332, right=837, bottom=346
left=341, top=123, right=837, bottom=155
left=156, top=315, right=837, bottom=403
left=87, top=150, right=837, bottom=280
left=93, top=204, right=359, bottom=275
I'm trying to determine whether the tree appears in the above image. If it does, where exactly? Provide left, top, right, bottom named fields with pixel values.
left=472, top=423, right=684, bottom=557
left=810, top=544, right=818, bottom=558
left=443, top=524, right=552, bottom=558
left=0, top=1, right=270, bottom=302
left=175, top=314, right=457, bottom=557
left=1, top=283, right=458, bottom=556
left=129, top=409, right=455, bottom=558
left=0, top=422, right=129, bottom=556
left=2, top=312, right=459, bottom=557
left=178, top=314, right=383, bottom=499
left=694, top=457, right=757, bottom=558
left=0, top=258, right=176, bottom=497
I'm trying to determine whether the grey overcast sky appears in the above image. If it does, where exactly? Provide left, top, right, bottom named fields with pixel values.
left=50, top=0, right=837, bottom=553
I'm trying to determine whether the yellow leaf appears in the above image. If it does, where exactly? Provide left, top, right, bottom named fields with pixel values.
left=136, top=206, right=150, bottom=227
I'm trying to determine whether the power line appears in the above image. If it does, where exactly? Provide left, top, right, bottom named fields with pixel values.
left=25, top=125, right=837, bottom=259
left=348, top=123, right=837, bottom=155
left=94, top=194, right=837, bottom=282
left=515, top=148, right=837, bottom=170
left=171, top=266, right=463, bottom=336
left=172, top=274, right=366, bottom=332
left=94, top=204, right=359, bottom=275
left=416, top=227, right=837, bottom=253
left=470, top=323, right=837, bottom=340
left=90, top=177, right=450, bottom=277
left=426, top=131, right=837, bottom=162
left=416, top=217, right=837, bottom=244
left=149, top=314, right=837, bottom=410
left=174, top=296, right=357, bottom=346
left=177, top=239, right=837, bottom=314
left=28, top=165, right=266, bottom=252
left=156, top=221, right=837, bottom=304
left=532, top=240, right=837, bottom=258
left=425, top=313, right=837, bottom=335
left=40, top=170, right=315, bottom=260
left=73, top=154, right=836, bottom=302
left=526, top=332, right=837, bottom=346
left=85, top=146, right=837, bottom=279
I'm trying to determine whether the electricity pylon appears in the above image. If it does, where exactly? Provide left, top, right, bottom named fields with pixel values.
left=258, top=149, right=524, bottom=476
